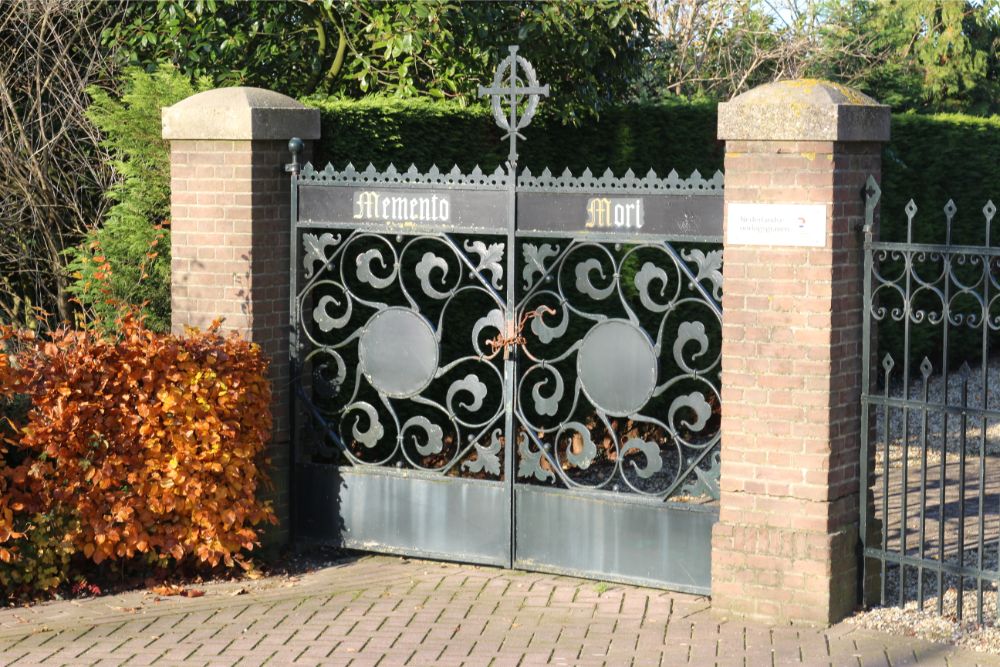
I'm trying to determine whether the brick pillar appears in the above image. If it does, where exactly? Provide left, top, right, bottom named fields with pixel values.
left=711, top=81, right=890, bottom=625
left=161, top=88, right=320, bottom=550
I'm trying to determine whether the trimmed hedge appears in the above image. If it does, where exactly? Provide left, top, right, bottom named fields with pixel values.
left=304, top=96, right=724, bottom=177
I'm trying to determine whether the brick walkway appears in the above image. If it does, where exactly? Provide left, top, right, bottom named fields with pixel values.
left=0, top=555, right=996, bottom=666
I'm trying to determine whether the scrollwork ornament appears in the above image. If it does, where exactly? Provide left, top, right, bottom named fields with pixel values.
left=528, top=364, right=564, bottom=418
left=574, top=257, right=616, bottom=300
left=463, top=429, right=502, bottom=476
left=559, top=421, right=597, bottom=470
left=681, top=248, right=723, bottom=301
left=446, top=374, right=489, bottom=414
left=415, top=252, right=453, bottom=299
left=346, top=402, right=384, bottom=449
left=401, top=416, right=445, bottom=456
left=668, top=392, right=712, bottom=440
left=313, top=291, right=352, bottom=332
left=517, top=433, right=554, bottom=483
left=464, top=240, right=505, bottom=289
left=522, top=243, right=560, bottom=290
left=302, top=232, right=342, bottom=279
left=673, top=321, right=710, bottom=374
left=625, top=437, right=663, bottom=480
left=634, top=262, right=674, bottom=313
left=356, top=247, right=397, bottom=289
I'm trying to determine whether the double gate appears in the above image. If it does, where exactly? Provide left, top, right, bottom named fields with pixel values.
left=288, top=49, right=724, bottom=593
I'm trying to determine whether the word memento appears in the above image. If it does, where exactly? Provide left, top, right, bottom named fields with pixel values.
left=585, top=197, right=644, bottom=230
left=353, top=191, right=451, bottom=224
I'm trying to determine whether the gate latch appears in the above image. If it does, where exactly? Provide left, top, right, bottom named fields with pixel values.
left=485, top=306, right=556, bottom=361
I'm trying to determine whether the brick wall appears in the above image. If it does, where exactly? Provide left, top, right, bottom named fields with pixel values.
left=169, top=139, right=292, bottom=549
left=712, top=140, right=882, bottom=624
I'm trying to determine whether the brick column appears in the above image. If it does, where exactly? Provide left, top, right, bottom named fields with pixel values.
left=711, top=81, right=890, bottom=624
left=161, top=88, right=320, bottom=549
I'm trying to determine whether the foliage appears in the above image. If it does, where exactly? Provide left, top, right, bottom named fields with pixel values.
left=67, top=66, right=207, bottom=333
left=638, top=0, right=1000, bottom=116
left=307, top=96, right=723, bottom=175
left=0, top=1, right=118, bottom=324
left=829, top=0, right=1000, bottom=115
left=102, top=0, right=655, bottom=123
left=0, top=316, right=276, bottom=599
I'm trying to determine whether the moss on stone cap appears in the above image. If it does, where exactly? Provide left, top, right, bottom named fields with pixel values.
left=718, top=79, right=890, bottom=143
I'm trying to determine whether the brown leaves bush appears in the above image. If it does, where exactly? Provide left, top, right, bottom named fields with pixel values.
left=0, top=316, right=276, bottom=596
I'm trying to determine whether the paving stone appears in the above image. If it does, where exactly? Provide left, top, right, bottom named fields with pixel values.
left=0, top=555, right=999, bottom=666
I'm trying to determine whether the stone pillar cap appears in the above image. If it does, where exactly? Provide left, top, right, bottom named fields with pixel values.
left=718, top=79, right=890, bottom=143
left=162, top=86, right=320, bottom=141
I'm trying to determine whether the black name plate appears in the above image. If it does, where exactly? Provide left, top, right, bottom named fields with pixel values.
left=298, top=185, right=508, bottom=232
left=516, top=192, right=723, bottom=240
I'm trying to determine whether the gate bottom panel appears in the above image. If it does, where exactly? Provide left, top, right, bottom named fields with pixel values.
left=513, top=486, right=717, bottom=594
left=295, top=464, right=511, bottom=567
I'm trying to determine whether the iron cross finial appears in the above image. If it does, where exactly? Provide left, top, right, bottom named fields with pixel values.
left=478, top=45, right=549, bottom=166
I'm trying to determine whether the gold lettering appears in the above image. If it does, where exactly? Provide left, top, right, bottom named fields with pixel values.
left=354, top=191, right=379, bottom=219
left=586, top=198, right=611, bottom=228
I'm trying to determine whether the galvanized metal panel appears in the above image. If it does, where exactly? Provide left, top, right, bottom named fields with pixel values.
left=514, top=486, right=717, bottom=594
left=296, top=464, right=511, bottom=567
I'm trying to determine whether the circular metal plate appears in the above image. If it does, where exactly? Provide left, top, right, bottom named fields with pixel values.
left=358, top=308, right=439, bottom=398
left=577, top=320, right=657, bottom=416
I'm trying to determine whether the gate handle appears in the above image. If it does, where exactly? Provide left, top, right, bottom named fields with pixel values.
left=484, top=306, right=556, bottom=361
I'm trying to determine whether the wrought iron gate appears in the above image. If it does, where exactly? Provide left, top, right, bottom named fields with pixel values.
left=860, top=177, right=1000, bottom=623
left=289, top=48, right=723, bottom=593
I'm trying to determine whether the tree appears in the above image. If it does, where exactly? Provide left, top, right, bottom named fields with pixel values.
left=638, top=0, right=1000, bottom=115
left=0, top=1, right=118, bottom=325
left=101, top=0, right=656, bottom=122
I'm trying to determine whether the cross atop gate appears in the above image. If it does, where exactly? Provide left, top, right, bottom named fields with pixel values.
left=478, top=45, right=549, bottom=166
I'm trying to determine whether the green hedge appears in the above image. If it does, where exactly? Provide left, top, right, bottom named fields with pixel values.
left=304, top=96, right=723, bottom=177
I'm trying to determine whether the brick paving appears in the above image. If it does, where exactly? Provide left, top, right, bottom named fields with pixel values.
left=0, top=554, right=997, bottom=666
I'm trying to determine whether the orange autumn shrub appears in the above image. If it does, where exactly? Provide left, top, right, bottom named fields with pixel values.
left=0, top=316, right=275, bottom=596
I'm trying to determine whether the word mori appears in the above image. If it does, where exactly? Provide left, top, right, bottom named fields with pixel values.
left=354, top=191, right=451, bottom=223
left=585, top=197, right=644, bottom=230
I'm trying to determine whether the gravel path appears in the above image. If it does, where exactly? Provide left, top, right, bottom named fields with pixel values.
left=857, top=357, right=1000, bottom=652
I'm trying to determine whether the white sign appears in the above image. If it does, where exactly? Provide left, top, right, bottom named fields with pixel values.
left=727, top=203, right=827, bottom=247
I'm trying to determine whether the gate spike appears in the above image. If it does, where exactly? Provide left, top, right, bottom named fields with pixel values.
left=602, top=167, right=615, bottom=179
left=905, top=199, right=918, bottom=244
left=560, top=167, right=573, bottom=179
left=958, top=361, right=973, bottom=381
left=881, top=353, right=895, bottom=373
left=944, top=199, right=957, bottom=244
left=623, top=168, right=636, bottom=180
left=521, top=166, right=533, bottom=178
left=428, top=164, right=441, bottom=177
left=984, top=200, right=996, bottom=246
left=540, top=167, right=552, bottom=178
left=920, top=357, right=933, bottom=379
left=405, top=164, right=420, bottom=176
left=581, top=167, right=593, bottom=180
left=471, top=165, right=484, bottom=177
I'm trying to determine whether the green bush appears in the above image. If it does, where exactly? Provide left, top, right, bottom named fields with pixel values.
left=304, top=96, right=723, bottom=175
left=67, top=65, right=208, bottom=333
